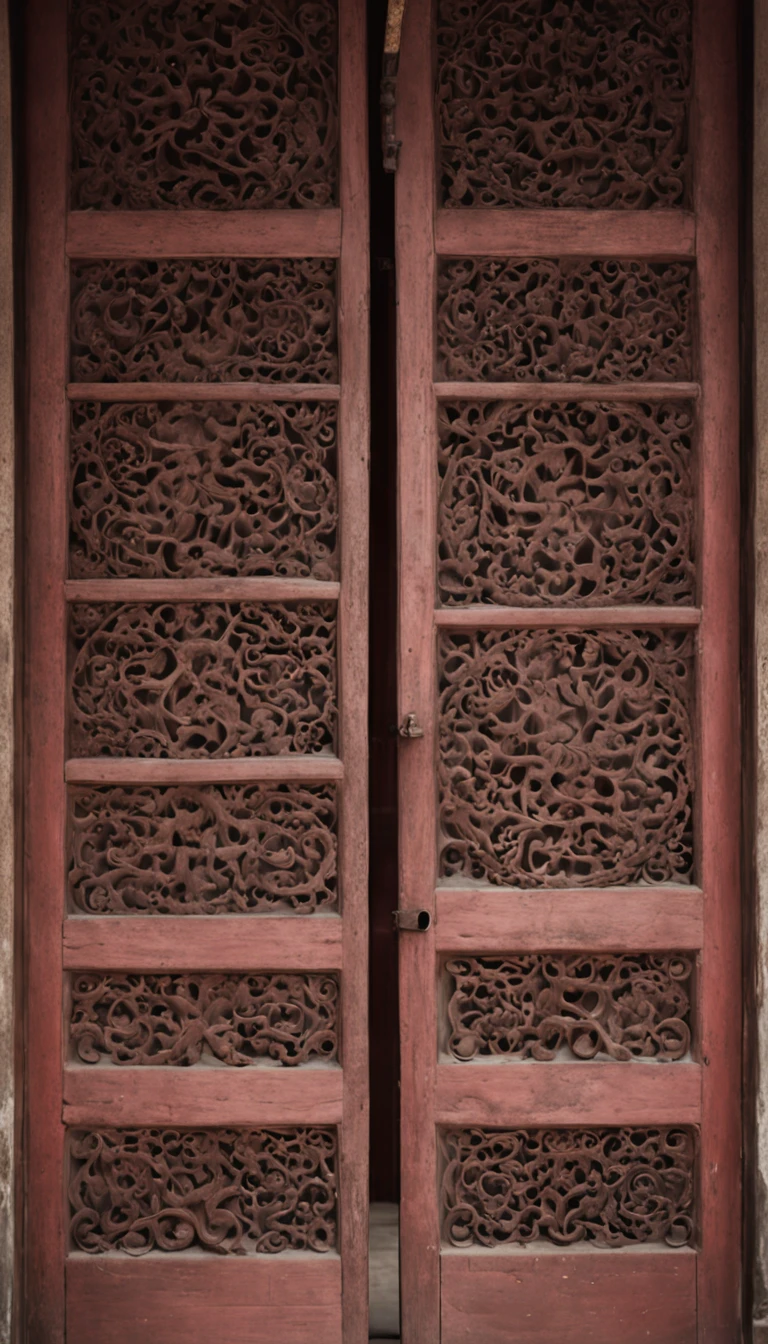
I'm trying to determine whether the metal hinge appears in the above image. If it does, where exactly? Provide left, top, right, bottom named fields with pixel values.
left=381, top=0, right=407, bottom=172
left=398, top=712, right=423, bottom=739
left=393, top=909, right=432, bottom=932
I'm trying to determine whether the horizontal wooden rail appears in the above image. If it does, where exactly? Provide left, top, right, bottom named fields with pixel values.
left=65, top=578, right=340, bottom=604
left=434, top=1061, right=701, bottom=1127
left=67, top=1258, right=342, bottom=1344
left=435, top=208, right=696, bottom=259
left=63, top=915, right=344, bottom=972
left=433, top=381, right=700, bottom=402
left=67, top=382, right=340, bottom=403
left=65, top=756, right=344, bottom=785
left=440, top=1253, right=696, bottom=1344
left=67, top=209, right=342, bottom=259
left=63, top=1063, right=344, bottom=1127
left=435, top=605, right=701, bottom=630
left=435, top=887, right=704, bottom=952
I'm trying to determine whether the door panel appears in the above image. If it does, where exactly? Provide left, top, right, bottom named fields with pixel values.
left=25, top=3, right=369, bottom=1341
left=396, top=1, right=740, bottom=1340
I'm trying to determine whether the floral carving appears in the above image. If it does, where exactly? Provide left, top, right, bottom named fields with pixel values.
left=71, top=259, right=337, bottom=383
left=70, top=401, right=337, bottom=580
left=436, top=259, right=692, bottom=382
left=71, top=971, right=339, bottom=1066
left=70, top=0, right=338, bottom=210
left=438, top=400, right=695, bottom=605
left=441, top=1127, right=694, bottom=1248
left=68, top=783, right=337, bottom=914
left=438, top=0, right=691, bottom=209
left=69, top=601, right=337, bottom=758
left=445, top=953, right=693, bottom=1061
left=439, top=628, right=694, bottom=887
left=69, top=1127, right=337, bottom=1254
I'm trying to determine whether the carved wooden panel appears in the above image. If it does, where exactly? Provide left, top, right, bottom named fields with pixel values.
left=71, top=971, right=339, bottom=1066
left=69, top=602, right=337, bottom=758
left=68, top=783, right=337, bottom=914
left=438, top=400, right=694, bottom=606
left=70, top=259, right=338, bottom=383
left=70, top=0, right=338, bottom=210
left=437, top=0, right=691, bottom=210
left=436, top=259, right=693, bottom=383
left=439, top=628, right=694, bottom=887
left=70, top=401, right=338, bottom=580
left=444, top=953, right=693, bottom=1061
left=69, top=1127, right=337, bottom=1254
left=441, top=1127, right=694, bottom=1249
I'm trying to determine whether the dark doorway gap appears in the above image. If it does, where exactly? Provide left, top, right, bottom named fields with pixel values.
left=367, top=0, right=400, bottom=1204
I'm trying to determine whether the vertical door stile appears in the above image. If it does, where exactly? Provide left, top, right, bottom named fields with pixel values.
left=24, top=2, right=369, bottom=1340
left=337, top=0, right=371, bottom=1340
left=396, top=0, right=441, bottom=1340
left=25, top=1, right=68, bottom=1339
left=694, top=0, right=741, bottom=1336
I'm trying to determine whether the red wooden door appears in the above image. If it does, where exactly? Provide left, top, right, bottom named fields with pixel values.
left=396, top=1, right=741, bottom=1341
left=24, top=3, right=369, bottom=1342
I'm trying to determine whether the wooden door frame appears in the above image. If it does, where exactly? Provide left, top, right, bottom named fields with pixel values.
left=395, top=0, right=742, bottom=1339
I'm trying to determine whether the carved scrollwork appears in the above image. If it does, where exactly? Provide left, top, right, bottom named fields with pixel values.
left=71, top=971, right=339, bottom=1066
left=445, top=953, right=693, bottom=1061
left=438, top=400, right=695, bottom=606
left=441, top=1127, right=694, bottom=1248
left=68, top=784, right=337, bottom=914
left=70, top=0, right=338, bottom=210
left=436, top=259, right=692, bottom=382
left=69, top=1127, right=337, bottom=1254
left=437, top=0, right=691, bottom=209
left=69, top=602, right=337, bottom=758
left=71, top=259, right=337, bottom=383
left=70, top=401, right=338, bottom=580
left=439, top=628, right=694, bottom=887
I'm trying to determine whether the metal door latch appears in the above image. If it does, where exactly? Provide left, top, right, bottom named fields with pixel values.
left=393, top=909, right=431, bottom=932
left=398, top=713, right=423, bottom=739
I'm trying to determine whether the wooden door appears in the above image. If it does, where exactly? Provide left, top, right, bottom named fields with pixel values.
left=396, top=1, right=741, bottom=1341
left=24, top=3, right=368, bottom=1341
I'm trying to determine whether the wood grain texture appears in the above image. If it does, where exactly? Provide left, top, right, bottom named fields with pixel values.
left=66, top=209, right=342, bottom=259
left=433, top=381, right=700, bottom=402
left=65, top=578, right=341, bottom=603
left=63, top=915, right=344, bottom=972
left=65, top=756, right=345, bottom=785
left=434, top=1062, right=701, bottom=1127
left=440, top=1252, right=696, bottom=1344
left=435, top=888, right=704, bottom=952
left=693, top=2, right=742, bottom=1339
left=337, top=2, right=371, bottom=1338
left=66, top=1256, right=342, bottom=1344
left=67, top=382, right=341, bottom=402
left=24, top=2, right=68, bottom=1339
left=396, top=2, right=440, bottom=1340
left=63, top=1063, right=344, bottom=1127
left=435, top=209, right=696, bottom=260
left=434, top=605, right=701, bottom=630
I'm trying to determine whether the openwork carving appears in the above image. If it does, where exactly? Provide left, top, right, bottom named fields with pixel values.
left=69, top=602, right=336, bottom=758
left=438, top=400, right=695, bottom=606
left=438, top=0, right=691, bottom=209
left=70, top=401, right=337, bottom=580
left=445, top=954, right=693, bottom=1061
left=68, top=784, right=337, bottom=914
left=441, top=1127, right=694, bottom=1248
left=69, top=1127, right=337, bottom=1254
left=439, top=628, right=694, bottom=886
left=70, top=0, right=338, bottom=211
left=71, top=259, right=337, bottom=383
left=71, top=971, right=339, bottom=1066
left=436, top=259, right=692, bottom=382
